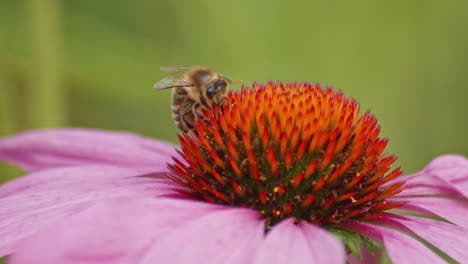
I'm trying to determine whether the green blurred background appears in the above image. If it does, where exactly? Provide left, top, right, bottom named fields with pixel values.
left=0, top=0, right=467, bottom=183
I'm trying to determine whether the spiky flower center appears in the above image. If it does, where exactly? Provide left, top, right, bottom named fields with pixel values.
left=169, top=82, right=404, bottom=227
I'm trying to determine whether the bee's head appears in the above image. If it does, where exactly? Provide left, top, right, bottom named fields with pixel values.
left=205, top=78, right=228, bottom=106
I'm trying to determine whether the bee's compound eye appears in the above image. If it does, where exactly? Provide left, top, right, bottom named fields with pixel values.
left=206, top=84, right=216, bottom=99
left=206, top=79, right=227, bottom=99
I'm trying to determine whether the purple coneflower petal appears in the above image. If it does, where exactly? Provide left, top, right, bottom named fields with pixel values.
left=394, top=165, right=460, bottom=198
left=424, top=155, right=468, bottom=193
left=390, top=155, right=467, bottom=195
left=345, top=209, right=468, bottom=263
left=346, top=246, right=380, bottom=264
left=0, top=165, right=176, bottom=257
left=397, top=175, right=459, bottom=197
left=253, top=218, right=345, bottom=264
left=390, top=155, right=468, bottom=227
left=383, top=214, right=468, bottom=262
left=0, top=164, right=175, bottom=199
left=399, top=197, right=468, bottom=227
left=425, top=155, right=468, bottom=172
left=8, top=198, right=247, bottom=264
left=0, top=129, right=179, bottom=172
left=346, top=221, right=446, bottom=264
left=140, top=208, right=265, bottom=264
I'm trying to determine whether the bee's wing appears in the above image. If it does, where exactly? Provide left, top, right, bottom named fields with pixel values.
left=153, top=68, right=192, bottom=89
left=160, top=66, right=192, bottom=71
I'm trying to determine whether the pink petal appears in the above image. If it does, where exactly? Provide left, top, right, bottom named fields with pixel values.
left=391, top=156, right=468, bottom=209
left=345, top=221, right=446, bottom=264
left=425, top=155, right=468, bottom=172
left=426, top=165, right=468, bottom=195
left=419, top=155, right=468, bottom=196
left=396, top=174, right=460, bottom=197
left=0, top=165, right=177, bottom=257
left=386, top=214, right=468, bottom=263
left=446, top=175, right=468, bottom=194
left=419, top=155, right=468, bottom=188
left=8, top=197, right=233, bottom=264
left=430, top=167, right=468, bottom=184
left=0, top=129, right=179, bottom=172
left=0, top=164, right=173, bottom=198
left=253, top=218, right=345, bottom=264
left=140, top=208, right=265, bottom=264
left=346, top=246, right=381, bottom=264
left=396, top=196, right=468, bottom=227
left=388, top=155, right=468, bottom=197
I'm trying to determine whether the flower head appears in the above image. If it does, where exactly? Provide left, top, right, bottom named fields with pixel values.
left=171, top=82, right=403, bottom=227
left=0, top=82, right=468, bottom=264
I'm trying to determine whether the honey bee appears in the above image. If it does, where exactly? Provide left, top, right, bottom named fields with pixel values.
left=153, top=66, right=233, bottom=132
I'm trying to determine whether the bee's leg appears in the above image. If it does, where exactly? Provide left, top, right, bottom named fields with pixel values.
left=192, top=103, right=211, bottom=127
left=218, top=97, right=231, bottom=110
left=180, top=101, right=194, bottom=115
left=192, top=103, right=203, bottom=118
left=179, top=101, right=196, bottom=131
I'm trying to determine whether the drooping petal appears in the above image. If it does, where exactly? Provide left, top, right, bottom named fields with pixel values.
left=140, top=208, right=265, bottom=264
left=0, top=165, right=177, bottom=257
left=398, top=155, right=468, bottom=197
left=8, top=198, right=235, bottom=264
left=396, top=196, right=468, bottom=228
left=385, top=214, right=468, bottom=263
left=445, top=176, right=468, bottom=197
left=253, top=218, right=345, bottom=264
left=0, top=164, right=173, bottom=198
left=424, top=155, right=468, bottom=194
left=346, top=246, right=381, bottom=264
left=396, top=174, right=460, bottom=197
left=0, top=129, right=179, bottom=172
left=424, top=155, right=468, bottom=172
left=345, top=221, right=446, bottom=264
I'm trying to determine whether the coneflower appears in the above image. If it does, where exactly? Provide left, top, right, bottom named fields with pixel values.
left=0, top=82, right=467, bottom=264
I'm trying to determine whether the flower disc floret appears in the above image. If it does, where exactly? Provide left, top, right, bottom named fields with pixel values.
left=169, top=82, right=404, bottom=227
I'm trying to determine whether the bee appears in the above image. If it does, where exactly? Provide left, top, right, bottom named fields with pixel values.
left=154, top=66, right=233, bottom=133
